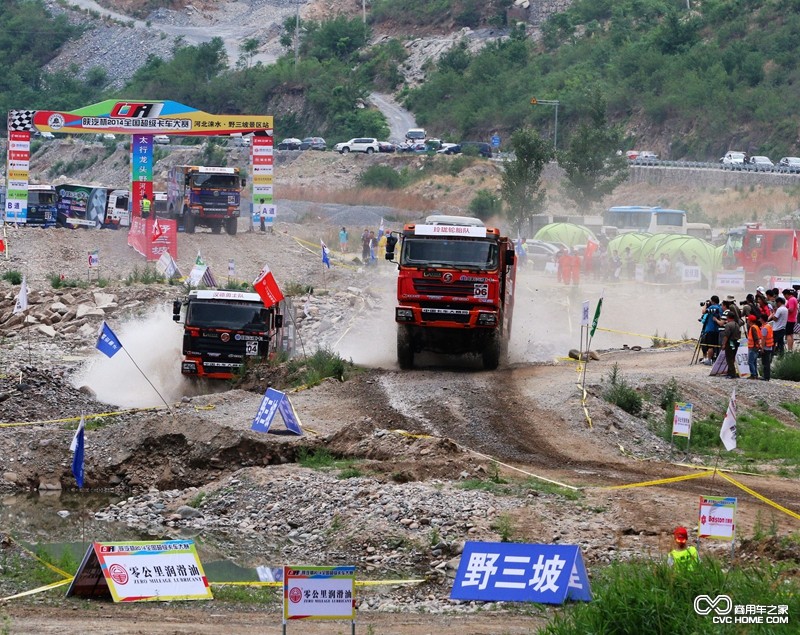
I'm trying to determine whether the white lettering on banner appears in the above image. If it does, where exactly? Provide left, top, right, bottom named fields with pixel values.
left=462, top=553, right=499, bottom=590
left=529, top=554, right=565, bottom=593
left=495, top=555, right=531, bottom=590
left=414, top=224, right=487, bottom=238
left=81, top=117, right=192, bottom=130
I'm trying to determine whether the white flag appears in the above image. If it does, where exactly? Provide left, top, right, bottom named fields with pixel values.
left=13, top=275, right=28, bottom=315
left=720, top=388, right=737, bottom=451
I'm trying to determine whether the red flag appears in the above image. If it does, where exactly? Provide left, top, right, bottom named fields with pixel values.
left=793, top=230, right=799, bottom=262
left=585, top=238, right=598, bottom=260
left=253, top=264, right=284, bottom=308
left=0, top=238, right=5, bottom=253
left=151, top=217, right=164, bottom=242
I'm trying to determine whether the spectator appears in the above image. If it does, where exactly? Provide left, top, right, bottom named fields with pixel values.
left=783, top=289, right=797, bottom=351
left=770, top=296, right=788, bottom=356
left=339, top=227, right=348, bottom=253
left=720, top=310, right=741, bottom=379
left=361, top=228, right=370, bottom=264
left=700, top=295, right=722, bottom=365
left=378, top=231, right=388, bottom=260
left=746, top=315, right=761, bottom=379
left=761, top=317, right=774, bottom=381
left=668, top=527, right=699, bottom=570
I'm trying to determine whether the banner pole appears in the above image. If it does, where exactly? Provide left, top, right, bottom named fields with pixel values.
left=121, top=348, right=172, bottom=412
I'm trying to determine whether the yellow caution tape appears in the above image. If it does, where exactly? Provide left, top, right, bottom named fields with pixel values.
left=0, top=578, right=73, bottom=602
left=392, top=429, right=433, bottom=439
left=0, top=404, right=170, bottom=428
left=716, top=471, right=800, bottom=521
left=594, top=326, right=695, bottom=346
left=467, top=449, right=581, bottom=491
left=290, top=235, right=359, bottom=271
left=193, top=405, right=216, bottom=411
left=597, top=470, right=715, bottom=490
left=9, top=537, right=75, bottom=580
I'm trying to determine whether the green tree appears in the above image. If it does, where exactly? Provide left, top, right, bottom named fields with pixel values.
left=557, top=95, right=628, bottom=211
left=500, top=128, right=553, bottom=234
left=238, top=38, right=260, bottom=70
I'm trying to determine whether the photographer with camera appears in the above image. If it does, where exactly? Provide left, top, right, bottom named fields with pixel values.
left=699, top=295, right=722, bottom=365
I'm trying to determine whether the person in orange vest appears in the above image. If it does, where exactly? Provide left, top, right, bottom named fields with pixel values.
left=557, top=249, right=570, bottom=284
left=760, top=316, right=774, bottom=381
left=746, top=314, right=761, bottom=379
left=570, top=249, right=581, bottom=285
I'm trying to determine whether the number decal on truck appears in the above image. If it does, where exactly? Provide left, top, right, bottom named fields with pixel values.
left=246, top=341, right=259, bottom=356
left=474, top=284, right=489, bottom=298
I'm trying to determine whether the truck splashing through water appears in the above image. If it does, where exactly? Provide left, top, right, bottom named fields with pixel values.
left=166, top=165, right=246, bottom=235
left=386, top=215, right=516, bottom=370
left=173, top=290, right=284, bottom=380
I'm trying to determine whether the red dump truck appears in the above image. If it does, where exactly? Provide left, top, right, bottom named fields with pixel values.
left=386, top=215, right=516, bottom=370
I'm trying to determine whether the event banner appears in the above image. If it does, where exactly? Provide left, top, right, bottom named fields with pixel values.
left=67, top=540, right=212, bottom=602
left=131, top=134, right=153, bottom=218
left=698, top=496, right=737, bottom=541
left=672, top=402, right=693, bottom=438
left=10, top=100, right=273, bottom=137
left=251, top=387, right=303, bottom=435
left=283, top=565, right=356, bottom=620
left=5, top=130, right=30, bottom=223
left=451, top=542, right=591, bottom=604
left=252, top=135, right=275, bottom=226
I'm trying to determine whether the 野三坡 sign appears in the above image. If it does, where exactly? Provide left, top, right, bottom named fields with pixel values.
left=672, top=402, right=693, bottom=438
left=66, top=540, right=212, bottom=602
left=450, top=542, right=591, bottom=604
left=698, top=496, right=737, bottom=541
left=283, top=565, right=356, bottom=620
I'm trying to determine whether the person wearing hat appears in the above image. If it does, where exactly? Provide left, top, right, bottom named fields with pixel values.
left=668, top=526, right=699, bottom=570
left=725, top=295, right=742, bottom=325
left=720, top=310, right=741, bottom=378
left=746, top=314, right=761, bottom=379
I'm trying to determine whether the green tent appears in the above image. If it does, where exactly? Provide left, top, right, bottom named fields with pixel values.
left=607, top=233, right=651, bottom=260
left=647, top=235, right=717, bottom=274
left=533, top=223, right=598, bottom=248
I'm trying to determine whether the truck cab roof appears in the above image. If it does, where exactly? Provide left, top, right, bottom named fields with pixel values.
left=189, top=289, right=263, bottom=303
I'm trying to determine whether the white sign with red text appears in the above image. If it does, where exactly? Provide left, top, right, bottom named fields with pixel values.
left=698, top=496, right=737, bottom=541
left=283, top=565, right=355, bottom=620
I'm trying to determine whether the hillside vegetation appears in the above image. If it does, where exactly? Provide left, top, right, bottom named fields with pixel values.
left=2, top=0, right=800, bottom=159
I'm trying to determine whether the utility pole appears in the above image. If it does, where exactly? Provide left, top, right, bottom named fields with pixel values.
left=530, top=98, right=560, bottom=151
left=362, top=0, right=366, bottom=24
left=293, top=0, right=300, bottom=66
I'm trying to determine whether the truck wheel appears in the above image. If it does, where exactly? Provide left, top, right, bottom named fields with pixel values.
left=226, top=217, right=238, bottom=235
left=184, top=214, right=196, bottom=234
left=397, top=325, right=414, bottom=370
left=482, top=332, right=501, bottom=370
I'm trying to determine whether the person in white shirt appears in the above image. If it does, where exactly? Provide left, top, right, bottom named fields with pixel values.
left=770, top=296, right=788, bottom=356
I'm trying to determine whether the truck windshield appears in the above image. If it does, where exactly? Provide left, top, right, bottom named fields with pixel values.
left=191, top=174, right=238, bottom=188
left=186, top=301, right=266, bottom=330
left=30, top=192, right=57, bottom=205
left=401, top=238, right=498, bottom=269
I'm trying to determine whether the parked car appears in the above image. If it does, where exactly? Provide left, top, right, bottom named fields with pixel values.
left=524, top=240, right=562, bottom=269
left=747, top=155, right=774, bottom=171
left=436, top=143, right=460, bottom=154
left=405, top=128, right=427, bottom=143
left=334, top=137, right=380, bottom=154
left=377, top=141, right=396, bottom=153
left=778, top=157, right=800, bottom=173
left=300, top=136, right=326, bottom=151
left=442, top=142, right=493, bottom=158
left=153, top=135, right=171, bottom=145
left=277, top=137, right=302, bottom=150
left=720, top=151, right=747, bottom=166
left=33, top=131, right=55, bottom=139
left=96, top=133, right=116, bottom=141
left=627, top=150, right=658, bottom=161
left=398, top=142, right=427, bottom=153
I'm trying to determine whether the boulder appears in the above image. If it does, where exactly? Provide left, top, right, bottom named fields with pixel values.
left=93, top=292, right=118, bottom=309
left=76, top=304, right=105, bottom=319
left=37, top=324, right=57, bottom=338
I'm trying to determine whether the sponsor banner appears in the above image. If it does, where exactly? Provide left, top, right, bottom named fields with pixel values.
left=252, top=136, right=274, bottom=223
left=581, top=300, right=590, bottom=326
left=127, top=216, right=177, bottom=261
left=5, top=130, right=29, bottom=223
left=715, top=270, right=746, bottom=290
left=56, top=184, right=107, bottom=229
left=67, top=540, right=212, bottom=602
left=283, top=566, right=355, bottom=620
left=451, top=542, right=591, bottom=604
left=131, top=134, right=153, bottom=218
left=414, top=224, right=486, bottom=237
left=88, top=250, right=99, bottom=268
left=672, top=402, right=693, bottom=438
left=698, top=496, right=737, bottom=541
left=682, top=265, right=702, bottom=283
left=25, top=100, right=272, bottom=136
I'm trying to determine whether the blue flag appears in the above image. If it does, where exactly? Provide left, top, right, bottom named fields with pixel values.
left=70, top=416, right=85, bottom=488
left=96, top=322, right=122, bottom=358
left=321, top=239, right=331, bottom=268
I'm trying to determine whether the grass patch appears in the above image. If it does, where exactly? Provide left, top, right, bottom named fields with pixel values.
left=125, top=265, right=163, bottom=285
left=603, top=363, right=642, bottom=416
left=1, top=270, right=22, bottom=285
left=283, top=281, right=314, bottom=297
left=285, top=348, right=354, bottom=387
left=772, top=351, right=800, bottom=381
left=211, top=584, right=279, bottom=605
left=337, top=466, right=363, bottom=479
left=188, top=491, right=207, bottom=508
left=47, top=273, right=87, bottom=289
left=296, top=447, right=357, bottom=473
left=538, top=558, right=799, bottom=635
left=491, top=513, right=515, bottom=542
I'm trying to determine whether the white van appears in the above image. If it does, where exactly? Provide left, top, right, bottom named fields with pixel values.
left=405, top=128, right=427, bottom=142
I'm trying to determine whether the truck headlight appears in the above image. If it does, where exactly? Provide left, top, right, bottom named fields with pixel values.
left=477, top=312, right=497, bottom=325
left=396, top=308, right=414, bottom=321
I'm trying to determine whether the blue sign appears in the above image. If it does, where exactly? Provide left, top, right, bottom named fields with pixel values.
left=251, top=387, right=303, bottom=435
left=491, top=134, right=501, bottom=148
left=451, top=542, right=591, bottom=604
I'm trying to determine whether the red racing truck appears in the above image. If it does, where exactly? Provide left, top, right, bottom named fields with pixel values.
left=386, top=215, right=516, bottom=370
left=723, top=224, right=798, bottom=285
left=172, top=290, right=284, bottom=379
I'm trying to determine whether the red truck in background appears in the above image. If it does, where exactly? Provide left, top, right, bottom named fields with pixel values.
left=723, top=223, right=798, bottom=285
left=386, top=215, right=516, bottom=370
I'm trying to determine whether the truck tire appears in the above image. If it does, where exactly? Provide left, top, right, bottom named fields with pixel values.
left=397, top=325, right=414, bottom=370
left=226, top=216, right=238, bottom=235
left=184, top=214, right=196, bottom=234
left=482, top=332, right=501, bottom=370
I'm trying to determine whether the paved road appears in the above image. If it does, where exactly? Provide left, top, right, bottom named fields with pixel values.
left=370, top=93, right=417, bottom=142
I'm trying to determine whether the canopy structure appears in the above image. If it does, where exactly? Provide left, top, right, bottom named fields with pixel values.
left=533, top=223, right=597, bottom=248
left=607, top=233, right=651, bottom=260
left=641, top=234, right=718, bottom=274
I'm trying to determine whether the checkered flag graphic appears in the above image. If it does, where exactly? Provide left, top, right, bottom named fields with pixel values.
left=8, top=110, right=35, bottom=131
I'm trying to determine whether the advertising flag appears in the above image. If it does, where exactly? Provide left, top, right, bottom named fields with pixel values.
left=195, top=251, right=204, bottom=266
left=253, top=264, right=284, bottom=308
left=589, top=293, right=603, bottom=338
left=321, top=240, right=331, bottom=268
left=96, top=322, right=122, bottom=358
left=70, top=415, right=85, bottom=488
left=720, top=388, right=737, bottom=451
left=0, top=238, right=5, bottom=253
left=13, top=275, right=28, bottom=315
left=793, top=231, right=799, bottom=262
left=151, top=217, right=164, bottom=241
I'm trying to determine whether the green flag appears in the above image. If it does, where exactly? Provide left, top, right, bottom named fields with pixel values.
left=590, top=295, right=603, bottom=338
left=195, top=251, right=204, bottom=266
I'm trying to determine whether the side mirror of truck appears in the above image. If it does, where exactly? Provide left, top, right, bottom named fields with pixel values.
left=275, top=314, right=284, bottom=328
left=507, top=251, right=515, bottom=266
left=385, top=234, right=398, bottom=260
left=172, top=300, right=181, bottom=321
left=241, top=178, right=247, bottom=187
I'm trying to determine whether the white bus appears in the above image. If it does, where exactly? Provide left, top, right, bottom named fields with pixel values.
left=604, top=206, right=687, bottom=235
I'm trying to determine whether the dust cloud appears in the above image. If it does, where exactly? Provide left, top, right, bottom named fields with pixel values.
left=73, top=307, right=217, bottom=408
